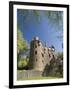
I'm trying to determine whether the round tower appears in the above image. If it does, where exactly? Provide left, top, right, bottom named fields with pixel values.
left=28, top=37, right=44, bottom=71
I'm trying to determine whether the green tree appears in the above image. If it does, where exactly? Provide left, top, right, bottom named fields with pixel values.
left=43, top=52, right=63, bottom=77
left=17, top=29, right=28, bottom=69
left=17, top=30, right=27, bottom=53
left=56, top=52, right=63, bottom=60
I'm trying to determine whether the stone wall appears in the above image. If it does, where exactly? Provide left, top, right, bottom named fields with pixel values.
left=17, top=70, right=43, bottom=80
left=28, top=37, right=53, bottom=71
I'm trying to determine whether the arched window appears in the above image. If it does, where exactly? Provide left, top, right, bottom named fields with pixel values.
left=35, top=51, right=37, bottom=55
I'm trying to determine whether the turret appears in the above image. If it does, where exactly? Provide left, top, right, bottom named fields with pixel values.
left=28, top=37, right=45, bottom=71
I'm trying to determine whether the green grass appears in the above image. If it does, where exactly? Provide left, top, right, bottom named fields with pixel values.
left=17, top=76, right=61, bottom=81
left=17, top=70, right=62, bottom=81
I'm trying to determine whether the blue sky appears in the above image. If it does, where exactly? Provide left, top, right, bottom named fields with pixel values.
left=17, top=9, right=63, bottom=52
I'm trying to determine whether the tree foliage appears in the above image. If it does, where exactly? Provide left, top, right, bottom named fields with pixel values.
left=17, top=29, right=28, bottom=53
left=18, top=9, right=63, bottom=26
left=17, top=29, right=28, bottom=69
left=43, top=52, right=63, bottom=77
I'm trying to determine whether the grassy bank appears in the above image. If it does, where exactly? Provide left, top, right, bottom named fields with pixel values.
left=17, top=70, right=62, bottom=81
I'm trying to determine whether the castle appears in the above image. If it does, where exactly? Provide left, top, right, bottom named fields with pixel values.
left=28, top=37, right=55, bottom=71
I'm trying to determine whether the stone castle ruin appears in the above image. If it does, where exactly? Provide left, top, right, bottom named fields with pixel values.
left=17, top=37, right=56, bottom=80
left=28, top=37, right=55, bottom=71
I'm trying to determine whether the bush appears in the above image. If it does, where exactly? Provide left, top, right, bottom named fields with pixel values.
left=18, top=58, right=29, bottom=69
left=42, top=52, right=63, bottom=78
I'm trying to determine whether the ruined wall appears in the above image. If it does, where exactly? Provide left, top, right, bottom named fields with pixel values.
left=17, top=70, right=42, bottom=80
left=28, top=37, right=54, bottom=71
left=43, top=47, right=50, bottom=66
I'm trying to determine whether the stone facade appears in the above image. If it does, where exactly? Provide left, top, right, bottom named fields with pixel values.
left=28, top=37, right=54, bottom=71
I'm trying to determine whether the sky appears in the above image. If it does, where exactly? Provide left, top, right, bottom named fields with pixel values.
left=17, top=9, right=63, bottom=52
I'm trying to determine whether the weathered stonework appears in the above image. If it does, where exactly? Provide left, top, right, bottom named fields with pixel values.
left=28, top=37, right=54, bottom=71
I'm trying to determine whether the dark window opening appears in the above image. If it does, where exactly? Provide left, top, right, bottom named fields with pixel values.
left=38, top=44, right=40, bottom=46
left=49, top=54, right=51, bottom=58
left=35, top=45, right=37, bottom=48
left=42, top=53, right=44, bottom=57
left=38, top=41, right=40, bottom=43
left=38, top=41, right=40, bottom=46
left=53, top=55, right=55, bottom=59
left=48, top=49, right=49, bottom=52
left=35, top=51, right=37, bottom=55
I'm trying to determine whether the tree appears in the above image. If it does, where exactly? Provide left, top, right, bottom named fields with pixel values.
left=17, top=30, right=27, bottom=53
left=42, top=52, right=63, bottom=77
left=17, top=29, right=28, bottom=69
left=56, top=52, right=63, bottom=60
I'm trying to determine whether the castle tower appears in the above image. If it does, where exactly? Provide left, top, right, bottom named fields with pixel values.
left=28, top=37, right=54, bottom=71
left=28, top=37, right=45, bottom=71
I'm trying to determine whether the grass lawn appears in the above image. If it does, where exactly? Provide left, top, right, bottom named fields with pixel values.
left=18, top=76, right=61, bottom=81
left=17, top=70, right=62, bottom=81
